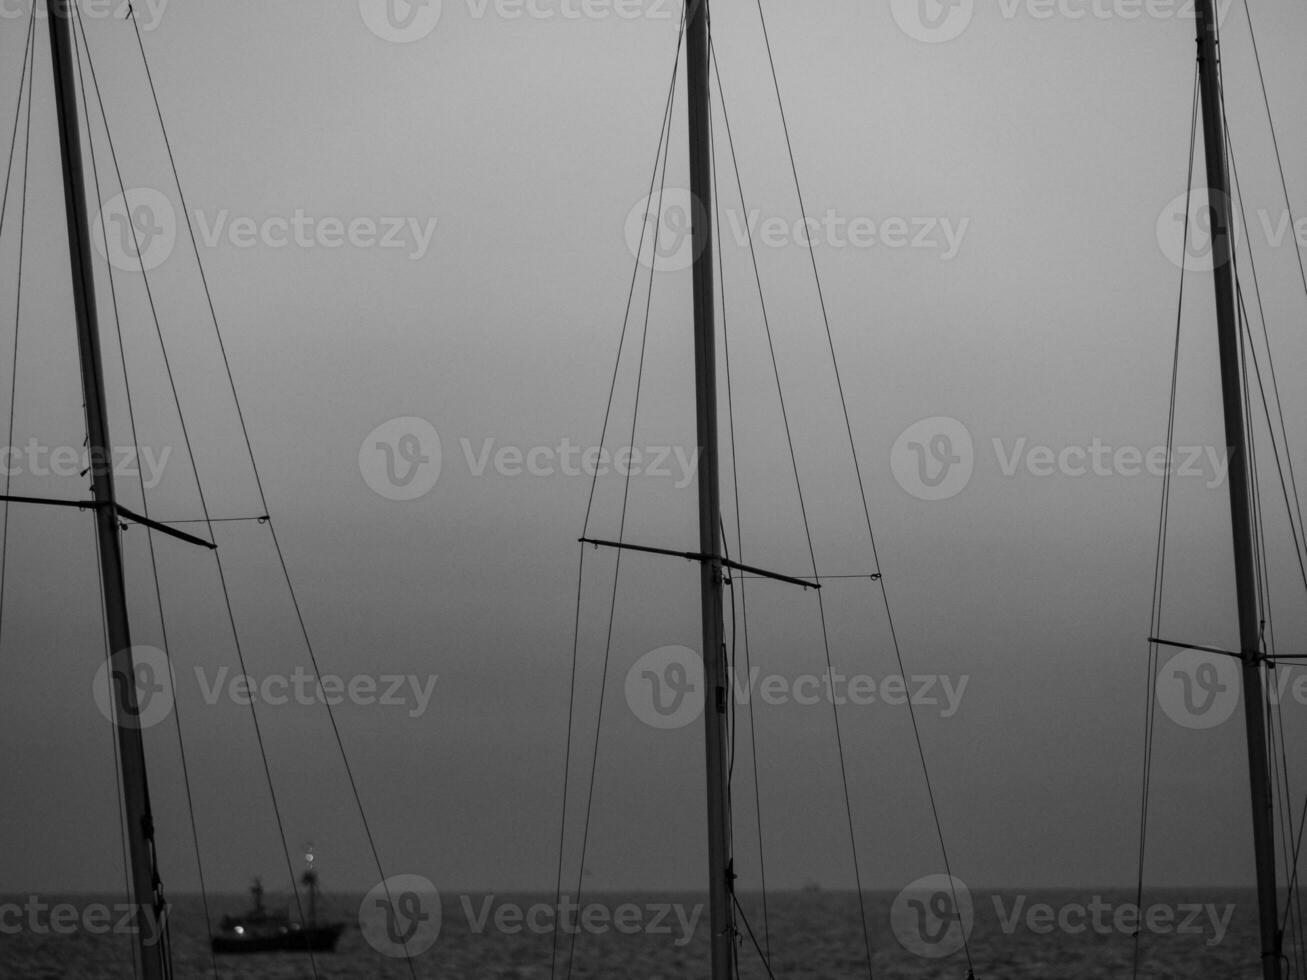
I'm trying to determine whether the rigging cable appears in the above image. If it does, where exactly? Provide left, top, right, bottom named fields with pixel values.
left=749, top=4, right=976, bottom=972
left=1226, top=142, right=1307, bottom=597
left=711, top=66, right=772, bottom=967
left=553, top=15, right=685, bottom=979
left=69, top=13, right=220, bottom=976
left=1240, top=0, right=1307, bottom=318
left=709, top=39, right=874, bottom=975
left=123, top=10, right=426, bottom=972
left=0, top=7, right=36, bottom=243
left=1131, top=59, right=1200, bottom=980
left=92, top=524, right=145, bottom=980
left=0, top=4, right=35, bottom=666
left=1220, top=36, right=1307, bottom=965
left=0, top=12, right=149, bottom=978
left=71, top=14, right=320, bottom=976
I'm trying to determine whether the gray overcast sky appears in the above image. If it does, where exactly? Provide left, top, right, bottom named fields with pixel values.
left=2, top=0, right=1307, bottom=899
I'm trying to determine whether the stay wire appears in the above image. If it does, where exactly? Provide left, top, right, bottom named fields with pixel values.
left=0, top=6, right=35, bottom=661
left=548, top=15, right=685, bottom=977
left=124, top=11, right=422, bottom=969
left=751, top=6, right=974, bottom=970
left=70, top=15, right=219, bottom=976
left=1240, top=0, right=1307, bottom=318
left=1227, top=138, right=1307, bottom=597
left=561, top=23, right=683, bottom=980
left=710, top=57, right=771, bottom=966
left=1134, top=61, right=1200, bottom=980
left=91, top=524, right=143, bottom=980
left=71, top=14, right=318, bottom=975
left=0, top=9, right=35, bottom=243
left=711, top=33, right=877, bottom=978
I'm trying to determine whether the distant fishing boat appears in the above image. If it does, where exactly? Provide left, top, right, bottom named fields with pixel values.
left=212, top=850, right=345, bottom=955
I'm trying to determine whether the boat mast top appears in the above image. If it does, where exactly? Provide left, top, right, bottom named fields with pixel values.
left=1192, top=2, right=1281, bottom=977
left=46, top=2, right=170, bottom=978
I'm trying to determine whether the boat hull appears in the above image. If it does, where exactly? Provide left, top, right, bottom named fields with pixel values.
left=211, top=923, right=345, bottom=954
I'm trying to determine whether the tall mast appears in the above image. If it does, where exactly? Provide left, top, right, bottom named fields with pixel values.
left=685, top=0, right=734, bottom=976
left=1193, top=3, right=1281, bottom=976
left=46, top=3, right=168, bottom=978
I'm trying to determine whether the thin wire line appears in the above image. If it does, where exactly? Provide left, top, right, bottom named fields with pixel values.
left=711, top=35, right=876, bottom=978
left=0, top=6, right=35, bottom=661
left=550, top=19, right=685, bottom=977
left=711, top=53, right=770, bottom=967
left=1133, top=62, right=1199, bottom=980
left=564, top=42, right=680, bottom=980
left=71, top=17, right=317, bottom=975
left=70, top=14, right=219, bottom=975
left=0, top=9, right=35, bottom=243
left=125, top=16, right=423, bottom=966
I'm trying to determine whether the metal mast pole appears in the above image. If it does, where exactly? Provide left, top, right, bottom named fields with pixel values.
left=685, top=0, right=734, bottom=976
left=47, top=3, right=167, bottom=978
left=1193, top=3, right=1280, bottom=976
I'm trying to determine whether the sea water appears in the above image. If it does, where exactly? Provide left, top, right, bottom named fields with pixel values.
left=0, top=889, right=1269, bottom=978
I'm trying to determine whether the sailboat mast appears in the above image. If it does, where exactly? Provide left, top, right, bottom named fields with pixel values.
left=1192, top=3, right=1281, bottom=976
left=684, top=0, right=734, bottom=976
left=46, top=4, right=167, bottom=979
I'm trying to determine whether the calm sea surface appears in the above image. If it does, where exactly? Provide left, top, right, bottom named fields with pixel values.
left=0, top=889, right=1270, bottom=978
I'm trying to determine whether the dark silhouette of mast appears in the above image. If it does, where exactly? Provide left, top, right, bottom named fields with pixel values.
left=1193, top=2, right=1280, bottom=976
left=685, top=0, right=734, bottom=976
left=47, top=3, right=169, bottom=977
